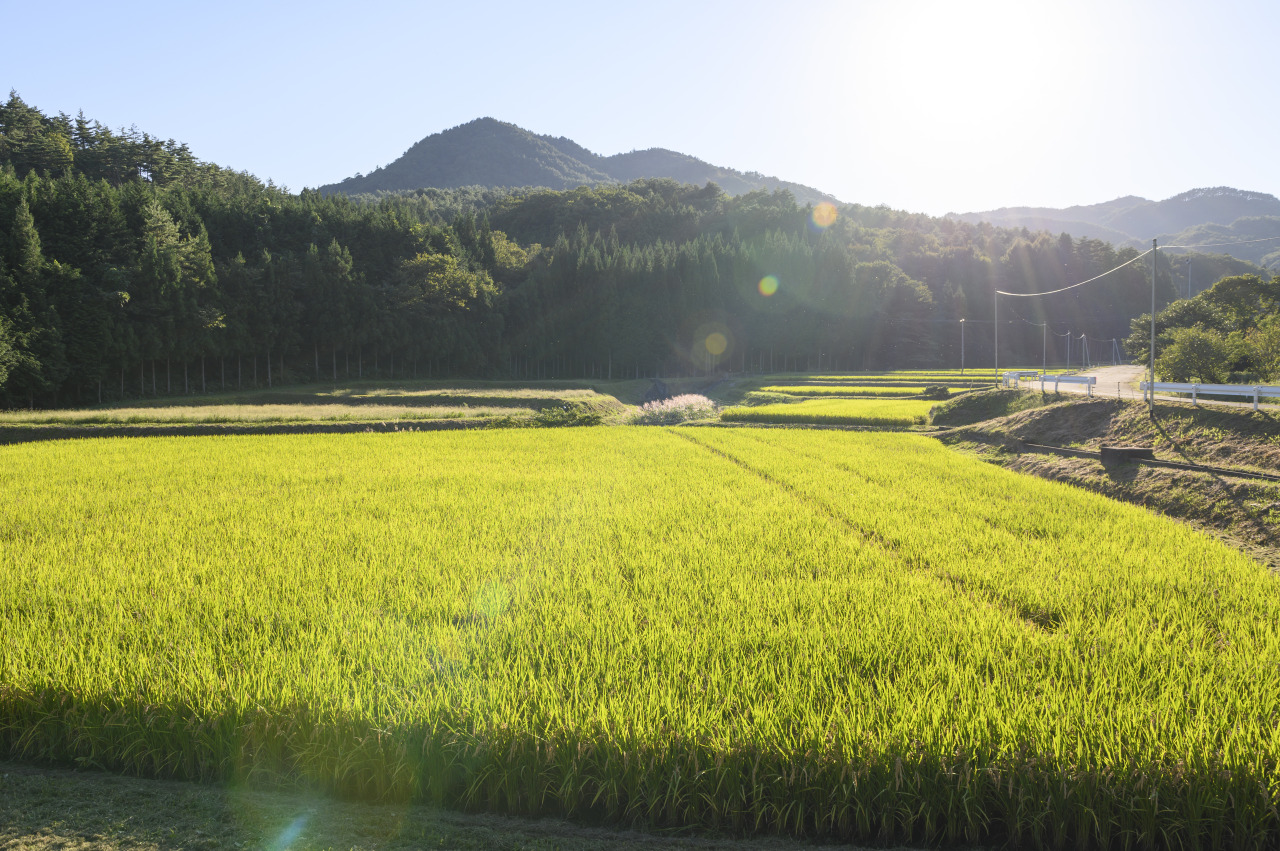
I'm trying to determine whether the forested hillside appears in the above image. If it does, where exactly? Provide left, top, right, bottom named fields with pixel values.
left=0, top=93, right=1228, bottom=408
left=318, top=117, right=838, bottom=206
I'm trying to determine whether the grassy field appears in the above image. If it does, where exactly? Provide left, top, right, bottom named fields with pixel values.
left=721, top=398, right=938, bottom=426
left=0, top=383, right=629, bottom=426
left=758, top=385, right=966, bottom=398
left=2, top=428, right=1277, bottom=848
left=790, top=371, right=1000, bottom=382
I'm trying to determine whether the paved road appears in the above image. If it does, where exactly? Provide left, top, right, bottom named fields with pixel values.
left=1031, top=364, right=1145, bottom=400
left=1017, top=364, right=1279, bottom=411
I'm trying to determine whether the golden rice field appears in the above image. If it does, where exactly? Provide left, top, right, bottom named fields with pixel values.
left=758, top=385, right=967, bottom=398
left=803, top=371, right=998, bottom=380
left=721, top=398, right=938, bottom=426
left=2, top=428, right=1277, bottom=848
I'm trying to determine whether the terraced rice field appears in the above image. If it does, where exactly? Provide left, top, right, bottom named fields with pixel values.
left=721, top=397, right=938, bottom=426
left=759, top=385, right=966, bottom=398
left=799, top=371, right=998, bottom=382
left=0, top=386, right=623, bottom=426
left=2, top=428, right=1277, bottom=848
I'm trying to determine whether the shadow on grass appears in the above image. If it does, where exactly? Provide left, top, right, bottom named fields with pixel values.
left=2, top=687, right=1275, bottom=850
left=0, top=760, right=793, bottom=851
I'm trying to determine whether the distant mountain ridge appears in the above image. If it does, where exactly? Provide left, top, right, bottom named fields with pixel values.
left=318, top=118, right=839, bottom=205
left=950, top=187, right=1280, bottom=267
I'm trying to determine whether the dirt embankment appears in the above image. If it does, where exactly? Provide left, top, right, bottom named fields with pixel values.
left=935, top=392, right=1280, bottom=569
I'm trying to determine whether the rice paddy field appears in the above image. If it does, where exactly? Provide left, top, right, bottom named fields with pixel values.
left=758, top=385, right=967, bottom=398
left=721, top=398, right=939, bottom=426
left=0, top=385, right=624, bottom=426
left=797, top=371, right=999, bottom=382
left=3, top=427, right=1278, bottom=848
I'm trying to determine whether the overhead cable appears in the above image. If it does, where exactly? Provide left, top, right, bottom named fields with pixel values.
left=996, top=249, right=1153, bottom=298
left=1162, top=234, right=1280, bottom=249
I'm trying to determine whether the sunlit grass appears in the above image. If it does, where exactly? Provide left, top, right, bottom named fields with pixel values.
left=1, top=428, right=1275, bottom=847
left=759, top=385, right=967, bottom=397
left=721, top=397, right=938, bottom=426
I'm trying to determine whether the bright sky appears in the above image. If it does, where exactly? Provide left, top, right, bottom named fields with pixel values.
left=3, top=0, right=1275, bottom=216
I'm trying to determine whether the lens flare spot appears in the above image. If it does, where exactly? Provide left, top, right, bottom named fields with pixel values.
left=758, top=275, right=779, bottom=297
left=811, top=202, right=838, bottom=229
left=705, top=332, right=728, bottom=356
left=267, top=814, right=309, bottom=851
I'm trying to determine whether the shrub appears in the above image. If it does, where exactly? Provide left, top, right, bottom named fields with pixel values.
left=1156, top=326, right=1232, bottom=383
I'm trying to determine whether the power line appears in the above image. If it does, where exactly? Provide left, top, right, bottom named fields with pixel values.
left=996, top=249, right=1153, bottom=298
left=1161, top=234, right=1280, bottom=249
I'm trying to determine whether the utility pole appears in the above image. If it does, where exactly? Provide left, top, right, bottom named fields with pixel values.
left=960, top=318, right=965, bottom=374
left=1042, top=323, right=1046, bottom=373
left=994, top=293, right=998, bottom=378
left=1186, top=257, right=1192, bottom=300
left=1150, top=238, right=1157, bottom=412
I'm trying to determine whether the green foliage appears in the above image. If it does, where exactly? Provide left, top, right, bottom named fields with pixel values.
left=1128, top=273, right=1280, bottom=378
left=529, top=400, right=604, bottom=426
left=0, top=95, right=1196, bottom=406
left=1156, top=326, right=1234, bottom=383
left=0, top=314, right=15, bottom=385
left=1244, top=314, right=1280, bottom=380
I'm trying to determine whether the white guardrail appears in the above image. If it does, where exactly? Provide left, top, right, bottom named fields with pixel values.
left=1001, top=371, right=1040, bottom=388
left=1141, top=381, right=1280, bottom=411
left=1002, top=371, right=1099, bottom=395
left=1037, top=374, right=1097, bottom=396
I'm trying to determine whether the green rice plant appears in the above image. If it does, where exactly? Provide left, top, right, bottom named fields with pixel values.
left=759, top=385, right=967, bottom=398
left=721, top=398, right=937, bottom=426
left=1, top=429, right=1277, bottom=848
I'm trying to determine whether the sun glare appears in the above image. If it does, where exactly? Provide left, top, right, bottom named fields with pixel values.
left=827, top=0, right=1100, bottom=212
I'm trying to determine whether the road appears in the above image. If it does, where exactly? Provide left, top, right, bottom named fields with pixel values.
left=1017, top=364, right=1279, bottom=411
left=1030, top=364, right=1144, bottom=400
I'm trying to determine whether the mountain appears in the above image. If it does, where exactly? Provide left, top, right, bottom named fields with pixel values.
left=317, top=118, right=839, bottom=205
left=949, top=187, right=1280, bottom=268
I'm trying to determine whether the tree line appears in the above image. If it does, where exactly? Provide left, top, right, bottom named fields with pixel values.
left=1125, top=273, right=1280, bottom=384
left=2, top=91, right=1244, bottom=408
